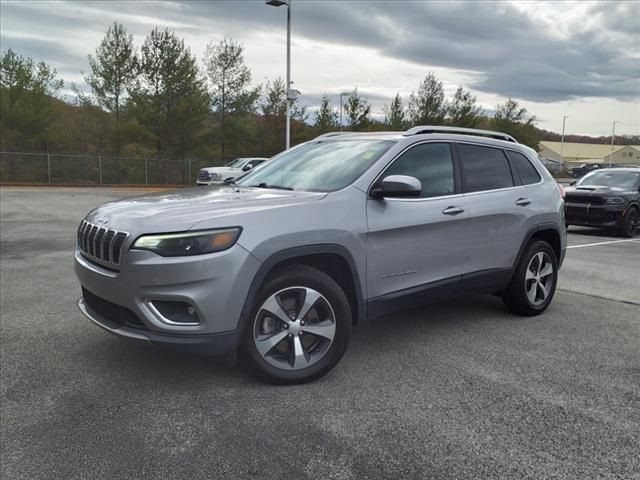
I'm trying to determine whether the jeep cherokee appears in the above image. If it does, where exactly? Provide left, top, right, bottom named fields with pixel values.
left=75, top=126, right=567, bottom=384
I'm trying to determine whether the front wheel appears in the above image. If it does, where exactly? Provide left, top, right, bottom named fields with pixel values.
left=242, top=265, right=352, bottom=384
left=503, top=240, right=558, bottom=316
left=618, top=207, right=638, bottom=238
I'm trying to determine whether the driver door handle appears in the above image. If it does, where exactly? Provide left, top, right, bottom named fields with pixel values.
left=515, top=198, right=532, bottom=206
left=442, top=206, right=465, bottom=215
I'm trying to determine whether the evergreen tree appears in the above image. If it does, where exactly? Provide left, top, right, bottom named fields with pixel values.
left=85, top=22, right=137, bottom=155
left=313, top=95, right=339, bottom=133
left=446, top=86, right=483, bottom=128
left=129, top=28, right=210, bottom=165
left=204, top=39, right=259, bottom=159
left=492, top=97, right=540, bottom=148
left=408, top=72, right=446, bottom=125
left=0, top=49, right=63, bottom=151
left=383, top=93, right=406, bottom=130
left=344, top=88, right=371, bottom=131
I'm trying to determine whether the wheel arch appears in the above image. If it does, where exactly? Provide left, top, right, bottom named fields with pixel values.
left=513, top=223, right=563, bottom=271
left=239, top=245, right=366, bottom=331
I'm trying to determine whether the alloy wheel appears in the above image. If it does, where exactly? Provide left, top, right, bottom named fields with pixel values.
left=525, top=252, right=554, bottom=306
left=253, top=287, right=336, bottom=370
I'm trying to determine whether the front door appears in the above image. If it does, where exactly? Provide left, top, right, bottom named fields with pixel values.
left=366, top=142, right=468, bottom=309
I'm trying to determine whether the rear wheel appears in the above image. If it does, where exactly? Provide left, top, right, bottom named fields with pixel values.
left=618, top=207, right=638, bottom=238
left=243, top=265, right=352, bottom=384
left=503, top=240, right=558, bottom=316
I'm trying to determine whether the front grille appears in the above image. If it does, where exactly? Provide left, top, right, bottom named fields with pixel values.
left=566, top=193, right=591, bottom=204
left=77, top=220, right=129, bottom=266
left=82, top=287, right=147, bottom=330
left=198, top=171, right=211, bottom=181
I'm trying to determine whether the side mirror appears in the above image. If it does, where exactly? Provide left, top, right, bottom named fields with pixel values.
left=371, top=175, right=422, bottom=199
left=242, top=163, right=254, bottom=172
left=569, top=180, right=576, bottom=186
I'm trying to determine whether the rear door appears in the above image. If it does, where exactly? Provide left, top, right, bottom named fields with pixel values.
left=366, top=142, right=468, bottom=303
left=456, top=143, right=531, bottom=288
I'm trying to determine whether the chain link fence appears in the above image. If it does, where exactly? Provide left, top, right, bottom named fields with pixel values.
left=0, top=152, right=224, bottom=185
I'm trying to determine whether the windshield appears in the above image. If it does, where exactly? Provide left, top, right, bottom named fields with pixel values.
left=236, top=140, right=394, bottom=192
left=227, top=158, right=243, bottom=168
left=578, top=170, right=640, bottom=189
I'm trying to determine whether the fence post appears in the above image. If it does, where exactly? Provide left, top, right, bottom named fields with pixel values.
left=47, top=152, right=51, bottom=184
left=188, top=159, right=191, bottom=185
left=98, top=153, right=103, bottom=185
left=144, top=156, right=148, bottom=184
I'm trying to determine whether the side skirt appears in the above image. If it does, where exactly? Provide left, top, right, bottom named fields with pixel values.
left=365, top=268, right=513, bottom=320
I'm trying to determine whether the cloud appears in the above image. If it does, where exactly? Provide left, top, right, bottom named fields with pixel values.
left=1, top=0, right=638, bottom=104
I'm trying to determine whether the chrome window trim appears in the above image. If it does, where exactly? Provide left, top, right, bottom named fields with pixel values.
left=368, top=139, right=546, bottom=201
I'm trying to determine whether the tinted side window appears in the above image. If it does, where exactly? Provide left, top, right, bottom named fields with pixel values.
left=507, top=151, right=541, bottom=185
left=384, top=143, right=455, bottom=198
left=458, top=144, right=514, bottom=193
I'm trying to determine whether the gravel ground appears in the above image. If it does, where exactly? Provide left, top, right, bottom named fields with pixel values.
left=1, top=187, right=639, bottom=480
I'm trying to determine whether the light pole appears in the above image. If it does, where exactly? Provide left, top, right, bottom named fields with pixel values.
left=266, top=0, right=293, bottom=149
left=560, top=115, right=568, bottom=168
left=339, top=91, right=351, bottom=131
left=609, top=120, right=620, bottom=167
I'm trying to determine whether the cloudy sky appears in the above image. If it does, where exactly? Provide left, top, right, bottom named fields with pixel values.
left=1, top=0, right=639, bottom=136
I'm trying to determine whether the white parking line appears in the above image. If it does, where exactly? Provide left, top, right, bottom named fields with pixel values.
left=567, top=238, right=640, bottom=249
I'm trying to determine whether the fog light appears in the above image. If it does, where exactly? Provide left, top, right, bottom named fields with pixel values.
left=146, top=299, right=200, bottom=325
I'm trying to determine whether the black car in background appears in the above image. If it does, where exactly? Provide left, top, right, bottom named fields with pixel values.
left=565, top=168, right=640, bottom=237
left=571, top=163, right=603, bottom=178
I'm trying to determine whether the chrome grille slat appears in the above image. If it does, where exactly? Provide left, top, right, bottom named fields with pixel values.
left=77, top=220, right=129, bottom=267
left=95, top=228, right=106, bottom=259
left=87, top=226, right=98, bottom=255
left=103, top=230, right=116, bottom=262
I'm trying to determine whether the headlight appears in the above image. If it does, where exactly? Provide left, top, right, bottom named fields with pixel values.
left=605, top=197, right=625, bottom=204
left=210, top=173, right=221, bottom=181
left=131, top=228, right=241, bottom=256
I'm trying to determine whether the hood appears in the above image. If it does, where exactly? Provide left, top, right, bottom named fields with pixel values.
left=566, top=185, right=633, bottom=195
left=85, top=186, right=326, bottom=233
left=201, top=166, right=238, bottom=174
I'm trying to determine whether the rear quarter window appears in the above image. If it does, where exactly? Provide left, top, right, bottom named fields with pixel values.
left=507, top=151, right=541, bottom=185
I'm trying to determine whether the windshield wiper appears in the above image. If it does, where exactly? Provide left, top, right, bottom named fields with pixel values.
left=249, top=182, right=294, bottom=191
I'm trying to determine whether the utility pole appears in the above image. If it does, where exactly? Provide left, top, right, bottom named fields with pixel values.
left=610, top=120, right=619, bottom=167
left=560, top=115, right=568, bottom=169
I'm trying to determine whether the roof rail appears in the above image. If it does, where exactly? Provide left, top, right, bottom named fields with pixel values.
left=313, top=132, right=351, bottom=139
left=404, top=126, right=518, bottom=143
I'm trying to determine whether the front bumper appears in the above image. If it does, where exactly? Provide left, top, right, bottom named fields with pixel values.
left=565, top=203, right=625, bottom=227
left=77, top=297, right=242, bottom=355
left=196, top=180, right=224, bottom=186
left=74, top=242, right=261, bottom=346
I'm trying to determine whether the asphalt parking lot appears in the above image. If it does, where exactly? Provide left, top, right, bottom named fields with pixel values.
left=1, top=187, right=639, bottom=480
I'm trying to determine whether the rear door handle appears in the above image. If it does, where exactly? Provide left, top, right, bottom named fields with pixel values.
left=515, top=198, right=532, bottom=206
left=442, top=206, right=465, bottom=215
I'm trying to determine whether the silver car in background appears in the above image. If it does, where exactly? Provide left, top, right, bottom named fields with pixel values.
left=197, top=157, right=269, bottom=185
left=75, top=126, right=566, bottom=384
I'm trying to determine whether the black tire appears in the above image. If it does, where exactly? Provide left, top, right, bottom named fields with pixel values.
left=618, top=207, right=638, bottom=238
left=502, top=240, right=558, bottom=316
left=242, top=265, right=352, bottom=384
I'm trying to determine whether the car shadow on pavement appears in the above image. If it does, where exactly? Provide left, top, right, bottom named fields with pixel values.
left=78, top=294, right=517, bottom=386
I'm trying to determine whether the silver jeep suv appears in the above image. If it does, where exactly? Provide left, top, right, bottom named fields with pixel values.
left=75, top=126, right=567, bottom=384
